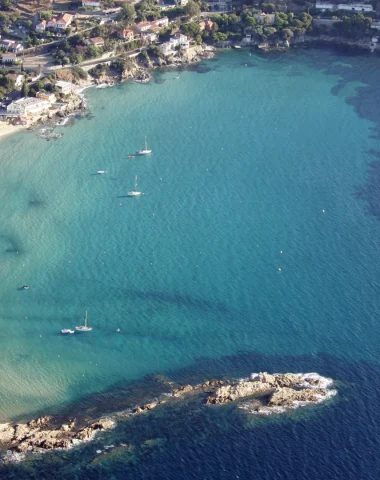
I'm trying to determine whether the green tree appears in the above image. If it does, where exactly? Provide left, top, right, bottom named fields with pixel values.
left=281, top=28, right=294, bottom=40
left=40, top=11, right=53, bottom=21
left=184, top=0, right=201, bottom=19
left=120, top=2, right=136, bottom=23
left=21, top=82, right=29, bottom=97
left=182, top=22, right=201, bottom=38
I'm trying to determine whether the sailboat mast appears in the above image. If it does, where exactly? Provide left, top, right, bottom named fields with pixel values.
left=145, top=136, right=147, bottom=150
left=85, top=311, right=88, bottom=327
left=135, top=175, right=138, bottom=190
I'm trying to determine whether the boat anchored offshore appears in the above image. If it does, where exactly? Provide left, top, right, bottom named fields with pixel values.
left=75, top=311, right=92, bottom=332
left=137, top=136, right=152, bottom=155
left=61, top=329, right=75, bottom=334
left=97, top=170, right=107, bottom=174
left=127, top=176, right=142, bottom=197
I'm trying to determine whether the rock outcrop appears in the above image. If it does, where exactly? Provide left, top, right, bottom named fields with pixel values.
left=0, top=417, right=115, bottom=453
left=0, top=372, right=336, bottom=461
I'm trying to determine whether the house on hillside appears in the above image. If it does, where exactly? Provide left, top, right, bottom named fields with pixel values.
left=141, top=32, right=157, bottom=42
left=253, top=13, right=276, bottom=25
left=136, top=22, right=151, bottom=32
left=6, top=73, right=24, bottom=88
left=118, top=29, right=134, bottom=41
left=85, top=37, right=105, bottom=47
left=0, top=40, right=23, bottom=52
left=337, top=3, right=373, bottom=11
left=199, top=20, right=214, bottom=31
left=2, top=53, right=17, bottom=64
left=47, top=14, right=74, bottom=31
left=36, top=20, right=47, bottom=32
left=151, top=17, right=169, bottom=28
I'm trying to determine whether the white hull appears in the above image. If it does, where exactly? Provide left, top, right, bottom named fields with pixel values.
left=127, top=191, right=142, bottom=196
left=97, top=170, right=106, bottom=174
left=75, top=326, right=92, bottom=332
left=137, top=149, right=152, bottom=155
left=61, top=329, right=75, bottom=334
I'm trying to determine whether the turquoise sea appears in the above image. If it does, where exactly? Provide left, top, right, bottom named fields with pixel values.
left=2, top=46, right=380, bottom=478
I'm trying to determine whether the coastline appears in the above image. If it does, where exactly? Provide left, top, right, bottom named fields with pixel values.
left=0, top=36, right=376, bottom=143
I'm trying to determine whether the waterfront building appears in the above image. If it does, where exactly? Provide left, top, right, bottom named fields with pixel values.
left=118, top=29, right=134, bottom=41
left=56, top=81, right=73, bottom=94
left=170, top=33, right=190, bottom=49
left=82, top=0, right=101, bottom=8
left=174, top=0, right=189, bottom=4
left=7, top=98, right=51, bottom=116
left=36, top=92, right=57, bottom=103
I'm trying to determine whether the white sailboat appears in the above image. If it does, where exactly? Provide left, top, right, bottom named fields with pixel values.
left=127, top=176, right=142, bottom=197
left=75, top=311, right=92, bottom=332
left=137, top=136, right=152, bottom=155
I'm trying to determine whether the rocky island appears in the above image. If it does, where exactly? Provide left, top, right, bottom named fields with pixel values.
left=0, top=372, right=336, bottom=464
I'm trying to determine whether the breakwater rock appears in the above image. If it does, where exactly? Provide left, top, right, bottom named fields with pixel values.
left=0, top=372, right=336, bottom=461
left=0, top=417, right=115, bottom=454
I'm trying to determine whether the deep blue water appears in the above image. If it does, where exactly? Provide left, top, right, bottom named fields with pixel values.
left=1, top=46, right=380, bottom=478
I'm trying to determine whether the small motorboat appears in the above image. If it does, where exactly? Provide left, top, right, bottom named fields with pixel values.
left=129, top=155, right=135, bottom=158
left=22, top=285, right=30, bottom=290
left=97, top=170, right=107, bottom=174
left=61, top=329, right=75, bottom=334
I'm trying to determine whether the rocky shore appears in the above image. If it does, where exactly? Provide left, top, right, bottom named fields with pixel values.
left=0, top=372, right=336, bottom=463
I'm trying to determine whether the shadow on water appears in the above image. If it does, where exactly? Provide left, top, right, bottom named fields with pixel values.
left=121, top=289, right=231, bottom=314
left=0, top=233, right=23, bottom=255
left=3, top=350, right=380, bottom=479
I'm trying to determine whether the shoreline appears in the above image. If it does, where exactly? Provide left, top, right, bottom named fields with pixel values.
left=0, top=38, right=376, bottom=143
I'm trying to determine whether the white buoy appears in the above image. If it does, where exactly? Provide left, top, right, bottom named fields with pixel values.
left=280, top=251, right=283, bottom=254
left=322, top=209, right=326, bottom=213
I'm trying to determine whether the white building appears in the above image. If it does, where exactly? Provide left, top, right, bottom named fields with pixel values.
left=56, top=81, right=73, bottom=95
left=7, top=98, right=51, bottom=116
left=170, top=33, right=190, bottom=49
left=315, top=2, right=335, bottom=9
left=36, top=20, right=47, bottom=31
left=174, top=0, right=188, bottom=5
left=136, top=22, right=151, bottom=32
left=47, top=14, right=74, bottom=31
left=337, top=3, right=373, bottom=11
left=316, top=2, right=373, bottom=11
left=2, top=53, right=17, bottom=64
left=6, top=73, right=24, bottom=88
left=204, top=0, right=231, bottom=11
left=141, top=32, right=157, bottom=43
left=152, top=17, right=169, bottom=28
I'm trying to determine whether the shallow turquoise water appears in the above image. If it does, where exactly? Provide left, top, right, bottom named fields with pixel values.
left=1, top=48, right=380, bottom=429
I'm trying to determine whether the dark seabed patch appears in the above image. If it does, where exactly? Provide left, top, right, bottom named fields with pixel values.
left=2, top=350, right=380, bottom=479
